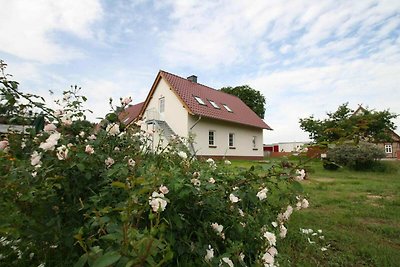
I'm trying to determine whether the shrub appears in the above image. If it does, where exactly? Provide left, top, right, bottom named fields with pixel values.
left=326, top=143, right=385, bottom=170
left=0, top=62, right=310, bottom=266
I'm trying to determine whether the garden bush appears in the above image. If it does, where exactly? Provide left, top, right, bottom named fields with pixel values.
left=326, top=143, right=385, bottom=170
left=1, top=62, right=309, bottom=266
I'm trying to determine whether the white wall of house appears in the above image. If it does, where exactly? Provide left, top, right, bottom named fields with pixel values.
left=189, top=116, right=264, bottom=158
left=143, top=78, right=189, bottom=138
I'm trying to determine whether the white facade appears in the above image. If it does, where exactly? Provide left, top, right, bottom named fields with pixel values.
left=141, top=76, right=265, bottom=158
left=189, top=116, right=264, bottom=157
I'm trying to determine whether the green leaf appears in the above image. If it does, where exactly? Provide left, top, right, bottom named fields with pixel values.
left=74, top=254, right=88, bottom=267
left=291, top=181, right=304, bottom=193
left=111, top=181, right=126, bottom=189
left=93, top=251, right=121, bottom=267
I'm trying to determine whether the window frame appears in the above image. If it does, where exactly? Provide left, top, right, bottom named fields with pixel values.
left=252, top=136, right=257, bottom=150
left=209, top=130, right=216, bottom=147
left=228, top=133, right=235, bottom=148
left=222, top=104, right=233, bottom=112
left=159, top=97, right=165, bottom=113
left=208, top=100, right=220, bottom=109
left=194, top=96, right=206, bottom=105
left=385, top=144, right=393, bottom=154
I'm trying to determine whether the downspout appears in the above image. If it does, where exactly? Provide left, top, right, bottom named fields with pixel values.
left=189, top=115, right=202, bottom=157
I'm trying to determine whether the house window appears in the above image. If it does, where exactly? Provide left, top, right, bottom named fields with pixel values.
left=209, top=131, right=215, bottom=146
left=252, top=136, right=257, bottom=149
left=229, top=133, right=235, bottom=148
left=194, top=96, right=206, bottom=105
left=223, top=104, right=233, bottom=112
left=385, top=144, right=392, bottom=154
left=209, top=100, right=220, bottom=109
left=159, top=97, right=165, bottom=113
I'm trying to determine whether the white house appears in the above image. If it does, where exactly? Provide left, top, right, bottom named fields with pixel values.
left=120, top=71, right=272, bottom=160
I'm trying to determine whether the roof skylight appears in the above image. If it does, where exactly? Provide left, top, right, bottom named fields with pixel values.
left=208, top=100, right=220, bottom=109
left=223, top=104, right=233, bottom=112
left=194, top=96, right=206, bottom=105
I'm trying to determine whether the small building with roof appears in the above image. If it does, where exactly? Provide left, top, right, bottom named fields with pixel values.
left=119, top=70, right=272, bottom=160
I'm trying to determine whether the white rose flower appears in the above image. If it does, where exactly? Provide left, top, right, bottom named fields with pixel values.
left=148, top=191, right=167, bottom=212
left=301, top=198, right=309, bottom=209
left=256, top=187, right=268, bottom=201
left=105, top=157, right=115, bottom=168
left=0, top=140, right=9, bottom=151
left=279, top=224, right=287, bottom=238
left=229, top=193, right=240, bottom=203
left=85, top=145, right=94, bottom=154
left=106, top=123, right=120, bottom=136
left=191, top=178, right=201, bottom=186
left=204, top=245, right=214, bottom=262
left=267, top=246, right=278, bottom=257
left=159, top=185, right=169, bottom=194
left=121, top=96, right=132, bottom=105
left=39, top=132, right=61, bottom=151
left=221, top=257, right=234, bottom=267
left=177, top=151, right=187, bottom=159
left=224, top=159, right=231, bottom=165
left=30, top=151, right=42, bottom=166
left=128, top=158, right=136, bottom=167
left=88, top=134, right=97, bottom=140
left=208, top=177, right=216, bottom=184
left=211, top=222, right=223, bottom=234
left=44, top=123, right=57, bottom=132
left=262, top=251, right=274, bottom=265
left=263, top=231, right=276, bottom=246
left=56, top=145, right=68, bottom=160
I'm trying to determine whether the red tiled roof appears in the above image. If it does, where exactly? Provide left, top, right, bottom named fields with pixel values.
left=119, top=102, right=144, bottom=125
left=159, top=71, right=272, bottom=129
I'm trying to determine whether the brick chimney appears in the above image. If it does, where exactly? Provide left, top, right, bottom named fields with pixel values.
left=187, top=75, right=197, bottom=83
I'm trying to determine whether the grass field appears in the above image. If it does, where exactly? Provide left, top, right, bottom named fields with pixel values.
left=232, top=159, right=400, bottom=267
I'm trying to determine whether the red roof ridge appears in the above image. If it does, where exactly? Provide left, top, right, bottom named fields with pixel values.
left=159, top=70, right=247, bottom=102
left=159, top=70, right=272, bottom=130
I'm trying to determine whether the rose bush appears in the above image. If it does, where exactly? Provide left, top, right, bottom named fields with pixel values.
left=1, top=62, right=309, bottom=266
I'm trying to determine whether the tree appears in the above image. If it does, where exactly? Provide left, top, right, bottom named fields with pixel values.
left=299, top=103, right=398, bottom=144
left=220, top=85, right=266, bottom=118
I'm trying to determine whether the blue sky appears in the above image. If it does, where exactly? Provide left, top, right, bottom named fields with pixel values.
left=1, top=0, right=399, bottom=143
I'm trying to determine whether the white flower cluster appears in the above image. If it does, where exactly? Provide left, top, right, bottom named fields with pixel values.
left=257, top=187, right=269, bottom=201
left=85, top=145, right=94, bottom=154
left=204, top=245, right=214, bottom=262
left=295, top=169, right=306, bottom=181
left=39, top=131, right=61, bottom=151
left=56, top=145, right=69, bottom=160
left=105, top=157, right=115, bottom=168
left=0, top=140, right=9, bottom=151
left=295, top=196, right=309, bottom=210
left=106, top=123, right=120, bottom=136
left=31, top=151, right=42, bottom=168
left=221, top=257, right=234, bottom=267
left=262, top=246, right=278, bottom=267
left=211, top=222, right=225, bottom=239
left=148, top=185, right=169, bottom=212
left=177, top=151, right=187, bottom=159
left=191, top=171, right=201, bottom=186
left=229, top=193, right=240, bottom=203
left=121, top=96, right=132, bottom=106
left=206, top=158, right=217, bottom=170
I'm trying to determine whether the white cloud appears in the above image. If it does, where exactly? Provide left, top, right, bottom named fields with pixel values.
left=249, top=58, right=400, bottom=143
left=0, top=0, right=103, bottom=63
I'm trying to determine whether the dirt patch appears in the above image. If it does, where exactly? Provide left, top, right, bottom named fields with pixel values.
left=366, top=194, right=383, bottom=200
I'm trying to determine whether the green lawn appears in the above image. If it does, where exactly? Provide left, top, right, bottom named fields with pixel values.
left=232, top=159, right=400, bottom=267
